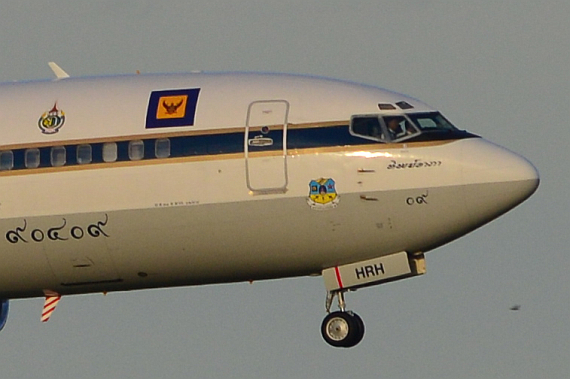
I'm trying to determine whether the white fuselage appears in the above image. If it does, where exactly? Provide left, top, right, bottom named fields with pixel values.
left=0, top=72, right=539, bottom=299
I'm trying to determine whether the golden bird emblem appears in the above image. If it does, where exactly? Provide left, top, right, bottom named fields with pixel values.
left=162, top=99, right=184, bottom=115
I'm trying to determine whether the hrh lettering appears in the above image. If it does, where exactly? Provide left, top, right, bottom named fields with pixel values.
left=355, top=263, right=385, bottom=280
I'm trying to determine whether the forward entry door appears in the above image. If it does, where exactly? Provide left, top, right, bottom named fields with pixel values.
left=245, top=100, right=289, bottom=194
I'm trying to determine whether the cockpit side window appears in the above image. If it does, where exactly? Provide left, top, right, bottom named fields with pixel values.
left=350, top=116, right=389, bottom=143
left=383, top=115, right=419, bottom=142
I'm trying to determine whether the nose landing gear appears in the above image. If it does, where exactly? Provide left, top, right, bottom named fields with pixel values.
left=321, top=290, right=364, bottom=348
left=319, top=252, right=426, bottom=347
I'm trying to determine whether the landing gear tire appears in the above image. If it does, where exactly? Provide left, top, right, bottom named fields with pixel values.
left=351, top=312, right=365, bottom=346
left=321, top=311, right=365, bottom=348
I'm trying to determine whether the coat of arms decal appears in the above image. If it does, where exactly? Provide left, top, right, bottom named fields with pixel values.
left=38, top=102, right=65, bottom=134
left=307, top=178, right=340, bottom=210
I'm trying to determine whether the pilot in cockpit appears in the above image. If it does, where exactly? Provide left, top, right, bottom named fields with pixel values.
left=386, top=116, right=412, bottom=140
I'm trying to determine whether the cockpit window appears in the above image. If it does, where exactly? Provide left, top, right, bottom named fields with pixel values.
left=350, top=116, right=388, bottom=143
left=350, top=112, right=461, bottom=144
left=383, top=116, right=419, bottom=141
left=407, top=112, right=457, bottom=132
left=350, top=115, right=420, bottom=143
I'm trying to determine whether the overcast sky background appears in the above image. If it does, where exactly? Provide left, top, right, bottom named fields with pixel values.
left=0, top=1, right=568, bottom=378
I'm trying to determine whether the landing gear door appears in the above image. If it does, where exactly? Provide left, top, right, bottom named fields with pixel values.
left=40, top=215, right=121, bottom=286
left=245, top=100, right=289, bottom=194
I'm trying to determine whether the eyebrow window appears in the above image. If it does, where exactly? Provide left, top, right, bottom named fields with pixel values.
left=102, top=142, right=118, bottom=162
left=51, top=146, right=66, bottom=167
left=0, top=151, right=13, bottom=171
left=129, top=140, right=144, bottom=161
left=77, top=144, right=92, bottom=165
left=25, top=149, right=40, bottom=168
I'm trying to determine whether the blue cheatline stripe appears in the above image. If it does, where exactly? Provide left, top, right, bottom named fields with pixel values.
left=2, top=124, right=476, bottom=172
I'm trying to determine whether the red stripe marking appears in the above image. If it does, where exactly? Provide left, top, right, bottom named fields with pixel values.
left=44, top=297, right=60, bottom=307
left=334, top=266, right=343, bottom=289
left=41, top=296, right=61, bottom=320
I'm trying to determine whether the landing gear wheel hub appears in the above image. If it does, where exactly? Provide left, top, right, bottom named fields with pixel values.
left=325, top=316, right=350, bottom=341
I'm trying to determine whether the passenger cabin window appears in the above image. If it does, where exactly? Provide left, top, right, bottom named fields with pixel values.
left=0, top=151, right=13, bottom=171
left=102, top=142, right=118, bottom=162
left=51, top=146, right=66, bottom=167
left=129, top=140, right=144, bottom=161
left=25, top=149, right=40, bottom=168
left=155, top=138, right=171, bottom=158
left=77, top=144, right=92, bottom=165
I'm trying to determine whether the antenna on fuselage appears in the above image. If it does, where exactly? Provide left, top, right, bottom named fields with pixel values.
left=48, top=62, right=70, bottom=79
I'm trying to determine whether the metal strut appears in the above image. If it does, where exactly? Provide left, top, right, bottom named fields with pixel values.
left=325, top=290, right=347, bottom=313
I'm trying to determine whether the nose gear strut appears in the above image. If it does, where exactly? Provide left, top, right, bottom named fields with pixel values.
left=321, top=290, right=364, bottom=348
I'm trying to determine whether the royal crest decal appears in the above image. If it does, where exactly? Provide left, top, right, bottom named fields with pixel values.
left=307, top=178, right=340, bottom=210
left=38, top=102, right=65, bottom=134
left=145, top=88, right=201, bottom=129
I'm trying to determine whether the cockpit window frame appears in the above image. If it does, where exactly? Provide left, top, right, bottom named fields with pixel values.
left=349, top=115, right=390, bottom=143
left=406, top=112, right=459, bottom=133
left=382, top=115, right=421, bottom=143
left=349, top=114, right=421, bottom=144
left=350, top=111, right=461, bottom=144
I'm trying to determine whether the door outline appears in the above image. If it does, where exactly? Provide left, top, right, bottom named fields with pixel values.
left=245, top=100, right=289, bottom=194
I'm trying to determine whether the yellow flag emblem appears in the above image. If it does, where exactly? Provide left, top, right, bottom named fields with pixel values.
left=156, top=95, right=188, bottom=119
left=146, top=88, right=200, bottom=129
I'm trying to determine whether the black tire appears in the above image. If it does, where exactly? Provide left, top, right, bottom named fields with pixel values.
left=350, top=312, right=365, bottom=346
left=321, top=311, right=363, bottom=348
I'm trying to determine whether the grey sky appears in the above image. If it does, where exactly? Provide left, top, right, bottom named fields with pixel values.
left=0, top=1, right=568, bottom=378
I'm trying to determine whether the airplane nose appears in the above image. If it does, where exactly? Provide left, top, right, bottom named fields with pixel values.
left=460, top=139, right=539, bottom=225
